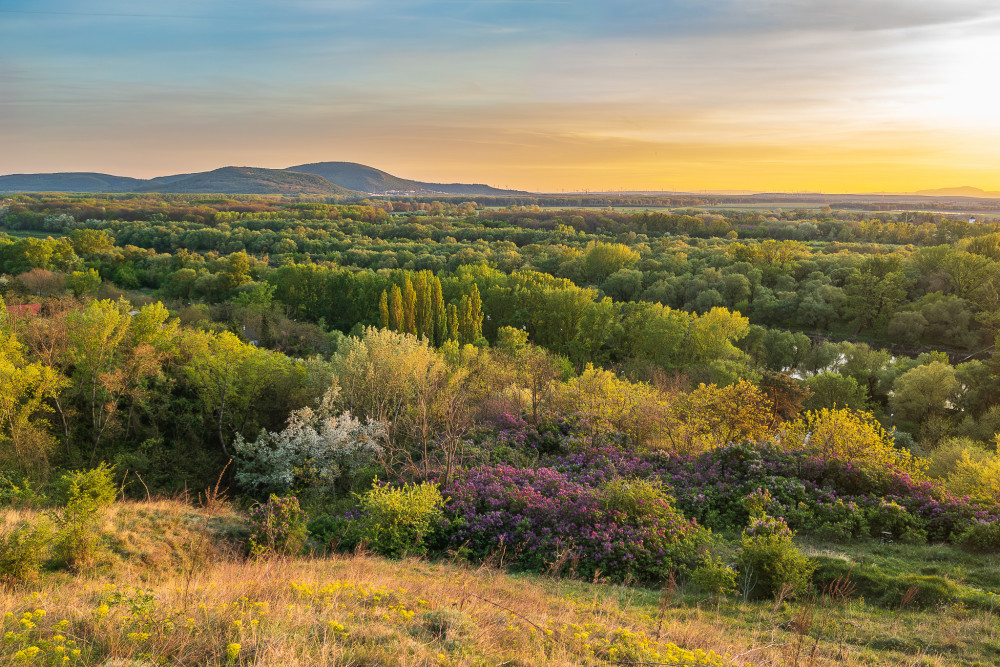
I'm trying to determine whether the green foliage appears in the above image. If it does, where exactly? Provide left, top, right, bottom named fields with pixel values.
left=357, top=479, right=444, bottom=558
left=600, top=478, right=684, bottom=527
left=50, top=462, right=118, bottom=506
left=54, top=463, right=116, bottom=570
left=0, top=473, right=46, bottom=508
left=690, top=554, right=737, bottom=600
left=0, top=519, right=53, bottom=587
left=867, top=499, right=928, bottom=545
left=956, top=521, right=1000, bottom=554
left=736, top=516, right=815, bottom=600
left=247, top=494, right=310, bottom=558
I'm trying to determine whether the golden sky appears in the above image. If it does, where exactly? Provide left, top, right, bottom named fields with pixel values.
left=3, top=0, right=1000, bottom=193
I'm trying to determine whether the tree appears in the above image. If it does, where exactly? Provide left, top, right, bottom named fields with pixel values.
left=844, top=255, right=908, bottom=334
left=554, top=365, right=670, bottom=449
left=666, top=380, right=773, bottom=453
left=0, top=330, right=65, bottom=480
left=184, top=330, right=303, bottom=457
left=402, top=276, right=417, bottom=335
left=783, top=408, right=924, bottom=476
left=889, top=361, right=960, bottom=425
left=378, top=290, right=389, bottom=329
left=802, top=372, right=868, bottom=411
left=65, top=269, right=102, bottom=297
left=389, top=284, right=403, bottom=332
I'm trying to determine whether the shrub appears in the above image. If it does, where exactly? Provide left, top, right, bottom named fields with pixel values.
left=589, top=628, right=724, bottom=666
left=783, top=408, right=926, bottom=478
left=690, top=554, right=737, bottom=600
left=736, top=515, right=815, bottom=600
left=600, top=477, right=683, bottom=527
left=357, top=479, right=444, bottom=558
left=0, top=474, right=46, bottom=508
left=443, top=466, right=705, bottom=583
left=867, top=499, right=927, bottom=544
left=0, top=519, right=53, bottom=587
left=55, top=464, right=117, bottom=571
left=233, top=387, right=386, bottom=507
left=51, top=462, right=118, bottom=506
left=956, top=521, right=1000, bottom=553
left=247, top=494, right=310, bottom=557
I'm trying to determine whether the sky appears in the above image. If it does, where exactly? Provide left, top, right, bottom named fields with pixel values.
left=3, top=0, right=1000, bottom=193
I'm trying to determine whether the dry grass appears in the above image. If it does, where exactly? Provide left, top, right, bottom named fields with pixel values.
left=1, top=500, right=997, bottom=666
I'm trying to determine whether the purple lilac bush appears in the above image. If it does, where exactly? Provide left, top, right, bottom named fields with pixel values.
left=546, top=441, right=1000, bottom=543
left=439, top=465, right=709, bottom=583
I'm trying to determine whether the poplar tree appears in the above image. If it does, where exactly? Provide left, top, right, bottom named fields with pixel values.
left=413, top=272, right=428, bottom=338
left=403, top=277, right=417, bottom=334
left=432, top=278, right=447, bottom=345
left=447, top=303, right=459, bottom=342
left=378, top=290, right=389, bottom=329
left=389, top=285, right=404, bottom=332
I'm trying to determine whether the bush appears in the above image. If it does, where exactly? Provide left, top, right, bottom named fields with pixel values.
left=233, top=387, right=386, bottom=508
left=736, top=515, right=815, bottom=600
left=690, top=554, right=737, bottom=600
left=956, top=521, right=1000, bottom=553
left=0, top=474, right=46, bottom=508
left=358, top=479, right=444, bottom=558
left=867, top=499, right=927, bottom=544
left=247, top=494, right=309, bottom=557
left=600, top=477, right=685, bottom=528
left=55, top=464, right=117, bottom=571
left=0, top=520, right=53, bottom=587
left=443, top=466, right=705, bottom=583
left=51, top=463, right=118, bottom=506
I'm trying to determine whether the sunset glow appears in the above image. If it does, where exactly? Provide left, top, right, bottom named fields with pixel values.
left=3, top=0, right=1000, bottom=193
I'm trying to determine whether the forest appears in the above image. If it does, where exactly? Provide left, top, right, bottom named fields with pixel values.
left=2, top=192, right=1000, bottom=665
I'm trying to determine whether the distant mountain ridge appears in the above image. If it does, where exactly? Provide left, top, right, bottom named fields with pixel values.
left=285, top=161, right=529, bottom=195
left=914, top=186, right=1000, bottom=198
left=0, top=162, right=527, bottom=196
left=0, top=172, right=148, bottom=192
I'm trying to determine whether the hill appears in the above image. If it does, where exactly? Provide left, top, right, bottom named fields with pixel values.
left=915, top=186, right=1000, bottom=198
left=4, top=497, right=999, bottom=666
left=286, top=161, right=530, bottom=195
left=135, top=166, right=358, bottom=196
left=0, top=172, right=146, bottom=193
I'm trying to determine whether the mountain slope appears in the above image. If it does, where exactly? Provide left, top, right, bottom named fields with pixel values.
left=135, top=166, right=358, bottom=195
left=286, top=161, right=528, bottom=195
left=0, top=172, right=146, bottom=192
left=915, top=186, right=1000, bottom=198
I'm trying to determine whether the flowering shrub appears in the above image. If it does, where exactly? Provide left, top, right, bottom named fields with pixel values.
left=247, top=494, right=309, bottom=557
left=545, top=442, right=1000, bottom=545
left=441, top=466, right=707, bottom=583
left=233, top=387, right=386, bottom=506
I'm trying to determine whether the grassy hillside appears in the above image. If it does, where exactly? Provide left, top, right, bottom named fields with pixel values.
left=3, top=499, right=999, bottom=666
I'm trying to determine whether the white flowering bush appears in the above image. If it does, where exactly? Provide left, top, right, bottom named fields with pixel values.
left=233, top=387, right=387, bottom=504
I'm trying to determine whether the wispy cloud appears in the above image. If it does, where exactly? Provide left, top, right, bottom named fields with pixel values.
left=3, top=0, right=1000, bottom=190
